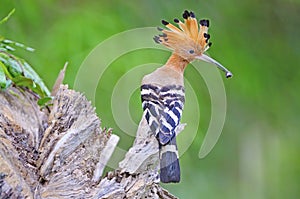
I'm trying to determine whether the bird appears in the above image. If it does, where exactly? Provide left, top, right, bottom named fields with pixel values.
left=140, top=10, right=232, bottom=183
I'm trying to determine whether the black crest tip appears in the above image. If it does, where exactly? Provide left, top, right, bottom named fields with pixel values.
left=190, top=11, right=195, bottom=18
left=161, top=20, right=169, bottom=26
left=174, top=18, right=179, bottom=23
left=182, top=10, right=190, bottom=19
left=204, top=33, right=210, bottom=39
left=159, top=33, right=167, bottom=37
left=153, top=36, right=161, bottom=44
left=200, top=19, right=210, bottom=27
left=206, top=19, right=210, bottom=27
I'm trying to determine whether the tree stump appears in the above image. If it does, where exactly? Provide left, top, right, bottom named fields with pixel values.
left=0, top=85, right=178, bottom=199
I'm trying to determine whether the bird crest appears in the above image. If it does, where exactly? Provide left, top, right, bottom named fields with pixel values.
left=154, top=10, right=212, bottom=62
left=154, top=10, right=233, bottom=78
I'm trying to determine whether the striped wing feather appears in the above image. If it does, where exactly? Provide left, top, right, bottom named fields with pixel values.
left=141, top=84, right=185, bottom=145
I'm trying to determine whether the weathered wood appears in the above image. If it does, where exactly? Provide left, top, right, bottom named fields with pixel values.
left=0, top=85, right=179, bottom=199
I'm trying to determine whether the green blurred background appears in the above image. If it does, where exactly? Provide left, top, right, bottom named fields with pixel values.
left=1, top=0, right=299, bottom=198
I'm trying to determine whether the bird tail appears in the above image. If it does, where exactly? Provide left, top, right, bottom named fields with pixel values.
left=159, top=136, right=180, bottom=183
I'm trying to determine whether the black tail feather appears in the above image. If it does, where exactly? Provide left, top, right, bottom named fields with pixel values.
left=159, top=136, right=180, bottom=183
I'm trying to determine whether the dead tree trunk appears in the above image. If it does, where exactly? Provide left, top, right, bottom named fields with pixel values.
left=0, top=85, right=178, bottom=199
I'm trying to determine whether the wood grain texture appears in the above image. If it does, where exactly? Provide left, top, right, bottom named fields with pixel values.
left=0, top=85, right=178, bottom=199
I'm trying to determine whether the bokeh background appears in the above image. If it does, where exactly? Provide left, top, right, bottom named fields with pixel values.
left=1, top=0, right=299, bottom=198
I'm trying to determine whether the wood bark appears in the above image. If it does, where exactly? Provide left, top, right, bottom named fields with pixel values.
left=0, top=85, right=178, bottom=199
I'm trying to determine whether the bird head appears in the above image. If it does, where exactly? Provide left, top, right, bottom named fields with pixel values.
left=154, top=10, right=233, bottom=78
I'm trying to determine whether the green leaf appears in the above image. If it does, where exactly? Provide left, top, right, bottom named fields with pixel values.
left=0, top=9, right=15, bottom=25
left=2, top=39, right=35, bottom=52
left=0, top=51, right=50, bottom=98
left=0, top=8, right=51, bottom=106
left=0, top=62, right=7, bottom=89
left=37, top=96, right=53, bottom=106
left=0, top=51, right=23, bottom=78
left=12, top=75, right=47, bottom=98
left=0, top=59, right=13, bottom=79
left=13, top=75, right=35, bottom=87
left=21, top=59, right=50, bottom=96
left=0, top=60, right=12, bottom=89
left=31, top=83, right=46, bottom=98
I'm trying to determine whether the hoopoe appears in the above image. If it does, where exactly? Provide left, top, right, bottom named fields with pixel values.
left=141, top=10, right=232, bottom=183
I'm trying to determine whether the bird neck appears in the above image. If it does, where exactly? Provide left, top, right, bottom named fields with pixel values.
left=165, top=53, right=189, bottom=74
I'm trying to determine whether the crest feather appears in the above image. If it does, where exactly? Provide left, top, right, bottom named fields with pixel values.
left=154, top=10, right=212, bottom=59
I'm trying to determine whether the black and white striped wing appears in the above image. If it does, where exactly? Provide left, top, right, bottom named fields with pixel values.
left=141, top=84, right=185, bottom=145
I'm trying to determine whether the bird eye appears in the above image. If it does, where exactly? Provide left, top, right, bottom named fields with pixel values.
left=189, top=49, right=195, bottom=54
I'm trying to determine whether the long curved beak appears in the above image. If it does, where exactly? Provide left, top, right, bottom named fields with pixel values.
left=196, top=54, right=233, bottom=78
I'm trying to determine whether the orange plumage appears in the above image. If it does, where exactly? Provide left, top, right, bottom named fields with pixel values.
left=154, top=10, right=233, bottom=78
left=154, top=10, right=211, bottom=63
